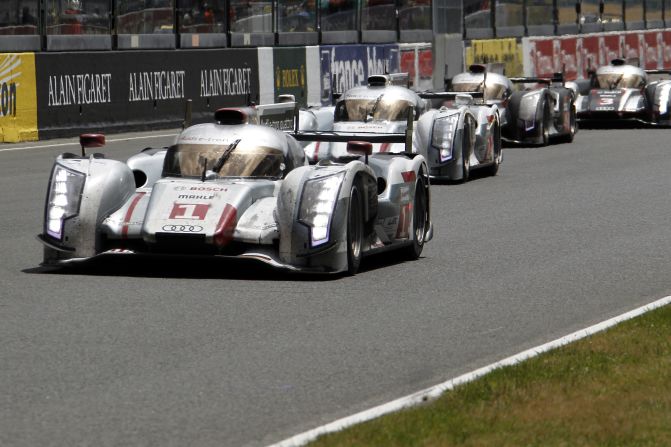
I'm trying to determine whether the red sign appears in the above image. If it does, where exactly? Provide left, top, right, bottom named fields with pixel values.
left=170, top=203, right=210, bottom=220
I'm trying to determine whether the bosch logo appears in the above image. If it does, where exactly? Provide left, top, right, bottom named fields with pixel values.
left=161, top=225, right=203, bottom=233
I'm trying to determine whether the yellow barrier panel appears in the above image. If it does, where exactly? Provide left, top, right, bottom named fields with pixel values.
left=465, top=38, right=523, bottom=77
left=0, top=53, right=38, bottom=142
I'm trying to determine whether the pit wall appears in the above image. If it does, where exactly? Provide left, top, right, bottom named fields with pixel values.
left=0, top=43, right=433, bottom=142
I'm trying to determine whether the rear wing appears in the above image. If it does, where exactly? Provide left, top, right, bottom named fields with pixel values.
left=645, top=69, right=671, bottom=76
left=419, top=91, right=484, bottom=100
left=509, top=72, right=565, bottom=85
left=368, top=72, right=410, bottom=88
left=290, top=106, right=414, bottom=155
left=255, top=101, right=297, bottom=131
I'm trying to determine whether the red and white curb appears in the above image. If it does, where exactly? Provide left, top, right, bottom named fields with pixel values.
left=268, top=295, right=671, bottom=447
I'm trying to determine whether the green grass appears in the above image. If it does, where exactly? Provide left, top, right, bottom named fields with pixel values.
left=310, top=305, right=671, bottom=447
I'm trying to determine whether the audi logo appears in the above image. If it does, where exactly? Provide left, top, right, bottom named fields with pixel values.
left=161, top=224, right=204, bottom=233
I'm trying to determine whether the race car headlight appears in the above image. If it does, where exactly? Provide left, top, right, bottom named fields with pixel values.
left=431, top=114, right=459, bottom=161
left=45, top=164, right=85, bottom=240
left=299, top=172, right=345, bottom=247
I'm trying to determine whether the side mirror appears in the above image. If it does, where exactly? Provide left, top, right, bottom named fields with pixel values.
left=347, top=141, right=373, bottom=164
left=79, top=133, right=105, bottom=157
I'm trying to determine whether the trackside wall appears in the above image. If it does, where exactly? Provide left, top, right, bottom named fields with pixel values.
left=0, top=43, right=433, bottom=141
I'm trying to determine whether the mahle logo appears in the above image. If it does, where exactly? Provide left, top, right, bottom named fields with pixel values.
left=0, top=55, right=19, bottom=117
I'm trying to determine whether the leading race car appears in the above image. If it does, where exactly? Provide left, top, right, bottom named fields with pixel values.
left=450, top=64, right=577, bottom=145
left=573, top=58, right=671, bottom=126
left=37, top=103, right=432, bottom=275
left=305, top=73, right=502, bottom=182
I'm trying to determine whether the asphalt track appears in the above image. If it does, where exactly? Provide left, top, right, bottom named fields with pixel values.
left=2, top=127, right=671, bottom=446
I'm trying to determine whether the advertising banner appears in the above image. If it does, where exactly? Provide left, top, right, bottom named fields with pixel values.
left=0, top=53, right=38, bottom=142
left=35, top=49, right=259, bottom=138
left=525, top=29, right=671, bottom=80
left=319, top=44, right=400, bottom=105
left=465, top=38, right=523, bottom=77
left=273, top=47, right=308, bottom=106
left=399, top=43, right=433, bottom=91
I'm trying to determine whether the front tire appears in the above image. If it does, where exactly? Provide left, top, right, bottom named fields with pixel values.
left=403, top=176, right=428, bottom=260
left=539, top=100, right=551, bottom=146
left=559, top=105, right=577, bottom=143
left=346, top=183, right=364, bottom=275
left=460, top=128, right=471, bottom=183
left=485, top=121, right=502, bottom=177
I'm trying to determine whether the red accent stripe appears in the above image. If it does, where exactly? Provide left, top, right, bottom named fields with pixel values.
left=401, top=171, right=416, bottom=183
left=312, top=141, right=321, bottom=163
left=121, top=192, right=146, bottom=238
left=214, top=204, right=237, bottom=247
left=379, top=143, right=391, bottom=153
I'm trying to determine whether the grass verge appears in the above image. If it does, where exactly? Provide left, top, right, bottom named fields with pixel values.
left=310, top=305, right=671, bottom=446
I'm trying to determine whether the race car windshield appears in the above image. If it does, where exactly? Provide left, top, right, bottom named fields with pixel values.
left=452, top=82, right=508, bottom=100
left=596, top=73, right=645, bottom=89
left=335, top=98, right=415, bottom=122
left=162, top=143, right=286, bottom=179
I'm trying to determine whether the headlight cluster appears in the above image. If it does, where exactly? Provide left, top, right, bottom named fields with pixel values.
left=45, top=164, right=85, bottom=240
left=431, top=114, right=459, bottom=162
left=299, top=172, right=344, bottom=247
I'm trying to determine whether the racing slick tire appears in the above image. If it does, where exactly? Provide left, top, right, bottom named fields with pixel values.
left=346, top=182, right=364, bottom=275
left=460, top=125, right=472, bottom=183
left=403, top=176, right=429, bottom=260
left=539, top=100, right=551, bottom=146
left=485, top=121, right=502, bottom=177
left=558, top=106, right=577, bottom=143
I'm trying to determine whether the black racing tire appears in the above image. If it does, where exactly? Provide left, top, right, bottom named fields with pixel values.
left=539, top=100, right=551, bottom=146
left=460, top=126, right=471, bottom=183
left=559, top=105, right=577, bottom=143
left=403, top=176, right=428, bottom=260
left=346, top=182, right=364, bottom=275
left=485, top=121, right=502, bottom=177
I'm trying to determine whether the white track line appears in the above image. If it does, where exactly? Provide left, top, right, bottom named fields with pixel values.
left=0, top=133, right=178, bottom=153
left=268, top=295, right=671, bottom=447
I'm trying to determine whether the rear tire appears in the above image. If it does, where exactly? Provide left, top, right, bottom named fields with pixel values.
left=559, top=105, right=577, bottom=143
left=346, top=183, right=364, bottom=275
left=404, top=177, right=428, bottom=260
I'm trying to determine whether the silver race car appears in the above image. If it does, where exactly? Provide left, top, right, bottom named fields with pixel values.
left=574, top=58, right=671, bottom=126
left=450, top=64, right=577, bottom=145
left=305, top=74, right=502, bottom=182
left=416, top=91, right=502, bottom=182
left=304, top=74, right=429, bottom=161
left=37, top=104, right=432, bottom=275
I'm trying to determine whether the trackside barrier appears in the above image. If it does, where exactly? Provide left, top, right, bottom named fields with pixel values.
left=0, top=53, right=38, bottom=142
left=1, top=43, right=430, bottom=141
left=523, top=29, right=671, bottom=79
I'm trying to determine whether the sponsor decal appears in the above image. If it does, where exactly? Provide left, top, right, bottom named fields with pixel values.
left=47, top=73, right=112, bottom=106
left=0, top=75, right=17, bottom=117
left=466, top=38, right=523, bottom=77
left=169, top=203, right=210, bottom=220
left=174, top=186, right=228, bottom=192
left=200, top=67, right=252, bottom=97
left=161, top=224, right=204, bottom=233
left=177, top=194, right=215, bottom=200
left=0, top=53, right=38, bottom=142
left=273, top=47, right=308, bottom=106
left=128, top=70, right=185, bottom=102
left=320, top=45, right=400, bottom=105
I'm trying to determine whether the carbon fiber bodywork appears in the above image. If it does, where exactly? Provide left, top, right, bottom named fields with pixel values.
left=38, top=103, right=432, bottom=274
